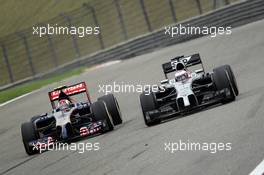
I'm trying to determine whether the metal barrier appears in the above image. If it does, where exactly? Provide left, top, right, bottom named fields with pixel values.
left=0, top=0, right=253, bottom=90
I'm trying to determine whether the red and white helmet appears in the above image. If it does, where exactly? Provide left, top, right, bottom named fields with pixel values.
left=57, top=99, right=71, bottom=111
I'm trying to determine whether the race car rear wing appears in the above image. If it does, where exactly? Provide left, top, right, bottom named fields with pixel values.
left=48, top=82, right=91, bottom=109
left=162, top=53, right=205, bottom=78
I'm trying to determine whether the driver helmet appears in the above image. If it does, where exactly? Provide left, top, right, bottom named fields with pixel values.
left=57, top=99, right=71, bottom=111
left=175, top=70, right=190, bottom=82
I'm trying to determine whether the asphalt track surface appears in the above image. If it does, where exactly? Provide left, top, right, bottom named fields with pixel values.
left=1, top=19, right=264, bottom=175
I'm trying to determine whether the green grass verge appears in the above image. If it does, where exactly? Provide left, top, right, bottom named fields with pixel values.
left=0, top=67, right=85, bottom=104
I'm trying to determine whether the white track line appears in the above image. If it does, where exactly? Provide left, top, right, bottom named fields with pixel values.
left=249, top=159, right=264, bottom=175
left=0, top=92, right=32, bottom=107
left=87, top=60, right=121, bottom=71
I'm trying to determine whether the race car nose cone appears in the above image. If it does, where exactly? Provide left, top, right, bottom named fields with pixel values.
left=61, top=125, right=68, bottom=139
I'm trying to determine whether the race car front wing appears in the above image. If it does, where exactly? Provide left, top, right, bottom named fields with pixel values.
left=146, top=88, right=233, bottom=122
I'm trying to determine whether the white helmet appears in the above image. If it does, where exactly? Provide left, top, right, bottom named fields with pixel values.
left=175, top=70, right=189, bottom=82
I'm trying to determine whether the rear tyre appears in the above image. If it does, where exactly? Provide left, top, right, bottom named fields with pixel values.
left=91, top=101, right=114, bottom=132
left=213, top=65, right=236, bottom=103
left=140, top=92, right=160, bottom=126
left=98, top=94, right=122, bottom=125
left=21, top=122, right=39, bottom=155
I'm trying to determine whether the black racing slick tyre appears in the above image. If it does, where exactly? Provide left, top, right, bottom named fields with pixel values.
left=98, top=94, right=122, bottom=126
left=221, top=65, right=239, bottom=96
left=140, top=92, right=160, bottom=126
left=213, top=65, right=236, bottom=103
left=21, top=122, right=39, bottom=155
left=91, top=101, right=114, bottom=132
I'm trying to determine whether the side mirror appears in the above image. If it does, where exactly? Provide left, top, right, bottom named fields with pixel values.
left=161, top=79, right=169, bottom=84
left=195, top=69, right=204, bottom=74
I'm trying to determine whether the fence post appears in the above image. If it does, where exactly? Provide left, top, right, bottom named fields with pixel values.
left=18, top=33, right=36, bottom=77
left=139, top=0, right=152, bottom=32
left=1, top=44, right=14, bottom=83
left=114, top=0, right=128, bottom=40
left=83, top=3, right=105, bottom=49
left=60, top=13, right=81, bottom=58
left=213, top=0, right=217, bottom=9
left=47, top=34, right=58, bottom=67
left=214, top=0, right=229, bottom=9
left=168, top=0, right=177, bottom=23
left=37, top=23, right=58, bottom=67
left=195, top=0, right=203, bottom=14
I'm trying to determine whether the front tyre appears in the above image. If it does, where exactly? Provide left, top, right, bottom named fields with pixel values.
left=221, top=65, right=239, bottom=96
left=21, top=122, right=39, bottom=155
left=140, top=92, right=160, bottom=126
left=98, top=94, right=122, bottom=125
left=91, top=101, right=114, bottom=132
left=213, top=65, right=236, bottom=103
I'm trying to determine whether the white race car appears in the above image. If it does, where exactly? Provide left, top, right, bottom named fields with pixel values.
left=140, top=53, right=239, bottom=126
